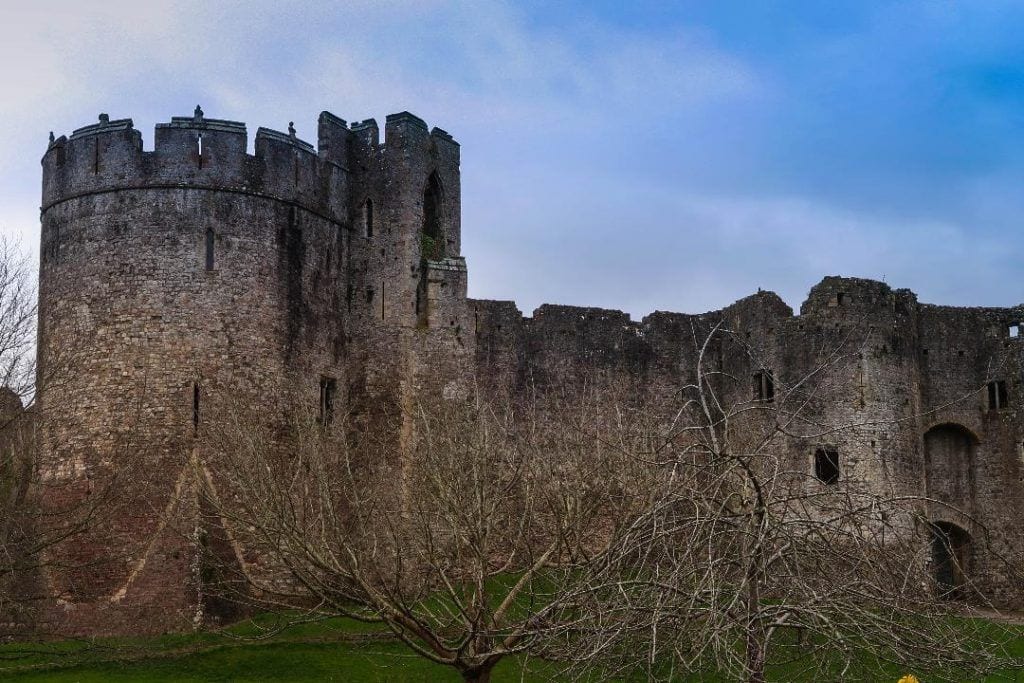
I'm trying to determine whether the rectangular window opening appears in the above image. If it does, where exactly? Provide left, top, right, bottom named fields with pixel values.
left=319, top=376, right=337, bottom=425
left=205, top=228, right=215, bottom=271
left=754, top=369, right=775, bottom=403
left=197, top=133, right=203, bottom=168
left=1011, top=324, right=1021, bottom=339
left=815, top=448, right=839, bottom=485
left=988, top=380, right=1008, bottom=411
left=364, top=199, right=374, bottom=238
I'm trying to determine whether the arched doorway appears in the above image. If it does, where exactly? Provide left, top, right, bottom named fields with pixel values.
left=930, top=521, right=970, bottom=599
left=923, top=423, right=977, bottom=521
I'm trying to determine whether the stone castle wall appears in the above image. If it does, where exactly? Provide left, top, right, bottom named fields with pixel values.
left=37, top=108, right=467, bottom=634
left=34, top=108, right=1024, bottom=635
left=472, top=279, right=1024, bottom=604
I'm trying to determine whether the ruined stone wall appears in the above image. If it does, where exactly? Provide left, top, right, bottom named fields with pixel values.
left=916, top=303, right=1024, bottom=604
left=36, top=107, right=1023, bottom=637
left=470, top=279, right=1024, bottom=608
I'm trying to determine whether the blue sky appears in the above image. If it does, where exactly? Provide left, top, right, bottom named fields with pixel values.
left=1, top=0, right=1021, bottom=316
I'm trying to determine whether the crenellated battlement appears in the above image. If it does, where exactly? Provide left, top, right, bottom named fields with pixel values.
left=41, top=107, right=460, bottom=227
left=32, top=100, right=1024, bottom=639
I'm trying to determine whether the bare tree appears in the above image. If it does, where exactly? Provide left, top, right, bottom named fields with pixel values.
left=200, top=314, right=1021, bottom=682
left=0, top=239, right=113, bottom=642
left=201, top=384, right=655, bottom=683
left=554, top=321, right=1024, bottom=682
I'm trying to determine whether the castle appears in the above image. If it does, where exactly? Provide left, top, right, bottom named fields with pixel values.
left=33, top=108, right=1023, bottom=635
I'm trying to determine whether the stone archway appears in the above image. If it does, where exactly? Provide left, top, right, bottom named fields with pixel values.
left=923, top=424, right=979, bottom=600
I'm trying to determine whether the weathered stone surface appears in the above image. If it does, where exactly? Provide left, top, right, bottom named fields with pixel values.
left=34, top=110, right=1024, bottom=635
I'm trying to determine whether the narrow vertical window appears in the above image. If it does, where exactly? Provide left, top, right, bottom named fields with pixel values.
left=815, top=448, right=840, bottom=485
left=319, top=376, right=337, bottom=425
left=197, top=133, right=204, bottom=168
left=988, top=380, right=1008, bottom=411
left=855, top=364, right=867, bottom=408
left=363, top=199, right=374, bottom=238
left=205, top=228, right=215, bottom=271
left=192, top=383, right=200, bottom=434
left=754, top=369, right=775, bottom=402
left=93, top=138, right=100, bottom=174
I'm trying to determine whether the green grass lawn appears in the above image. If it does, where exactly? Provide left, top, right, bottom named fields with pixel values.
left=0, top=615, right=559, bottom=682
left=1, top=615, right=1023, bottom=682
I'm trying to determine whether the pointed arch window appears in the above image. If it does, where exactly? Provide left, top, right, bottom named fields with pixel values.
left=421, top=173, right=444, bottom=261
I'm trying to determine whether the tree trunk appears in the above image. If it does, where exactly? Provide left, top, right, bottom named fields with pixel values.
left=744, top=507, right=767, bottom=683
left=745, top=621, right=766, bottom=683
left=461, top=660, right=497, bottom=683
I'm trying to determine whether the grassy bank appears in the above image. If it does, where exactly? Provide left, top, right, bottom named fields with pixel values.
left=1, top=615, right=1022, bottom=682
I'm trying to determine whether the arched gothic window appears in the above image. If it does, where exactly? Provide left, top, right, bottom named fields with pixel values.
left=421, top=173, right=444, bottom=261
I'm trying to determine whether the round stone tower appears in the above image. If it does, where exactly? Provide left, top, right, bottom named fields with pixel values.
left=37, top=108, right=471, bottom=635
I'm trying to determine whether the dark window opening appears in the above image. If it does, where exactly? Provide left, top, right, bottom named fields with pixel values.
left=319, top=376, right=337, bottom=425
left=421, top=172, right=444, bottom=261
left=815, top=448, right=839, bottom=485
left=987, top=380, right=1008, bottom=411
left=205, top=228, right=215, bottom=271
left=93, top=138, right=100, bottom=174
left=415, top=279, right=426, bottom=327
left=836, top=292, right=846, bottom=305
left=855, top=365, right=867, bottom=408
left=753, top=370, right=775, bottom=402
left=192, top=383, right=200, bottom=434
left=363, top=199, right=374, bottom=238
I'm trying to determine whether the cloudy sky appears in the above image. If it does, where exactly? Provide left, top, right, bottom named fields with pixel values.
left=2, top=0, right=1022, bottom=317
